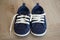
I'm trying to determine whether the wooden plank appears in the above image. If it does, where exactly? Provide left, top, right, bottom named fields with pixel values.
left=0, top=0, right=60, bottom=40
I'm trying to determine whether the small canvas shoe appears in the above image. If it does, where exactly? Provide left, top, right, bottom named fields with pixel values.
left=10, top=3, right=30, bottom=37
left=31, top=3, right=47, bottom=36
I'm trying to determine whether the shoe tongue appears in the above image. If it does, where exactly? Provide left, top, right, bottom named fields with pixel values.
left=17, top=3, right=30, bottom=15
left=32, top=3, right=44, bottom=14
left=36, top=3, right=39, bottom=6
left=22, top=3, right=25, bottom=6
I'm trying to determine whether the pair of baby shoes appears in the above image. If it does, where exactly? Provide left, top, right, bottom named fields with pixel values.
left=10, top=3, right=47, bottom=37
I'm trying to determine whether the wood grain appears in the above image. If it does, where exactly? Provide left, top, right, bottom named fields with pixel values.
left=0, top=0, right=60, bottom=40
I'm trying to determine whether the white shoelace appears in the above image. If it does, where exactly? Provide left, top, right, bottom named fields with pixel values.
left=9, top=13, right=45, bottom=36
left=10, top=14, right=30, bottom=36
left=16, top=15, right=30, bottom=24
left=10, top=14, right=17, bottom=36
left=32, top=13, right=45, bottom=23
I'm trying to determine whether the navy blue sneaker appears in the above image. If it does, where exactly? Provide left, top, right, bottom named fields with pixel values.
left=31, top=3, right=47, bottom=36
left=10, top=3, right=30, bottom=36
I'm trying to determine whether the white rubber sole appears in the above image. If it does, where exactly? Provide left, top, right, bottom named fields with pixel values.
left=31, top=30, right=47, bottom=36
left=14, top=30, right=30, bottom=37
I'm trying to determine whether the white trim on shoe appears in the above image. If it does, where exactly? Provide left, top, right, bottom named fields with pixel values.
left=10, top=14, right=30, bottom=37
left=14, top=30, right=30, bottom=37
left=31, top=30, right=47, bottom=36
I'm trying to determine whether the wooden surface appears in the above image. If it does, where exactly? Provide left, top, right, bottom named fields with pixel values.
left=0, top=0, right=60, bottom=40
